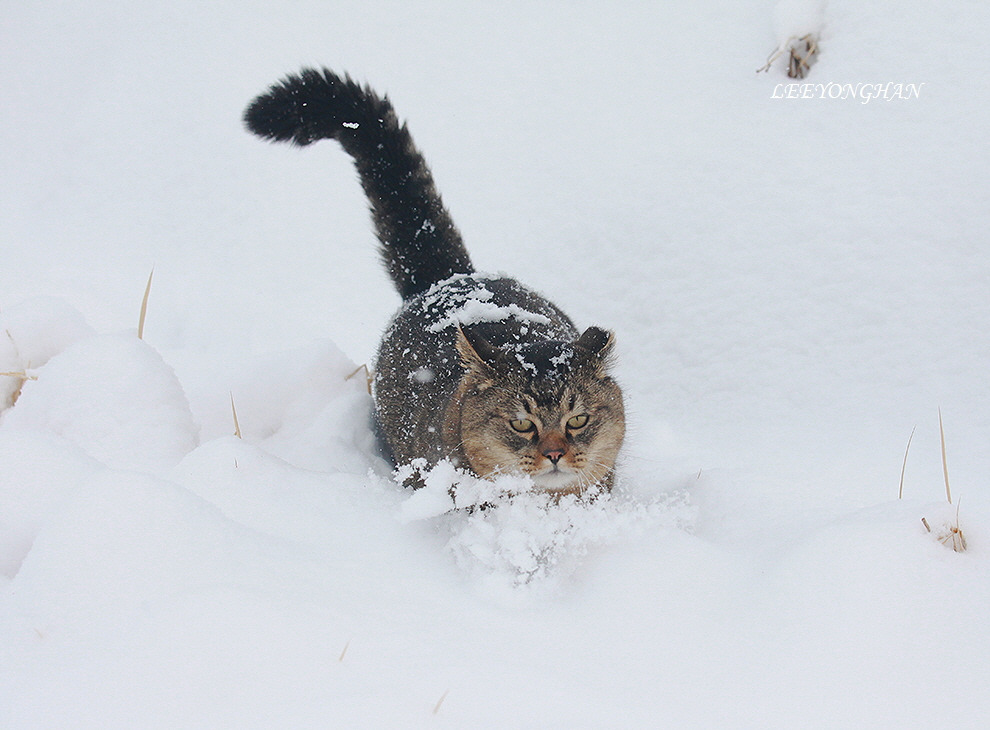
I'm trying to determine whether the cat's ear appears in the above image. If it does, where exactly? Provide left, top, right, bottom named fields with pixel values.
left=455, top=326, right=501, bottom=386
left=573, top=326, right=616, bottom=378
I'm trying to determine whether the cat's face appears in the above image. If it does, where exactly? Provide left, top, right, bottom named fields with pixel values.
left=452, top=327, right=625, bottom=494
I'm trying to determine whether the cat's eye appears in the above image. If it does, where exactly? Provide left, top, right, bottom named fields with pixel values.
left=566, top=414, right=589, bottom=430
left=509, top=418, right=536, bottom=434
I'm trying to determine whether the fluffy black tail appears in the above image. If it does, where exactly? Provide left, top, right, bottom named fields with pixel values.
left=244, top=68, right=473, bottom=300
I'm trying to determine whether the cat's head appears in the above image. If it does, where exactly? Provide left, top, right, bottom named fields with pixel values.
left=451, top=325, right=625, bottom=494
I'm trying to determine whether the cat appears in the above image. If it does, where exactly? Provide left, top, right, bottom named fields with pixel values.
left=244, top=68, right=624, bottom=495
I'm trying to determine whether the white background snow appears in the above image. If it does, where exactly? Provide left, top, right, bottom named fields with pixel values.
left=2, top=1, right=989, bottom=727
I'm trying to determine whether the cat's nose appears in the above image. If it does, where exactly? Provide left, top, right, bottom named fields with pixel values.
left=543, top=449, right=565, bottom=464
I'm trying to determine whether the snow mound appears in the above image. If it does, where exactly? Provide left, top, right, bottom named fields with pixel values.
left=0, top=430, right=102, bottom=578
left=0, top=297, right=96, bottom=409
left=2, top=332, right=198, bottom=472
left=220, top=339, right=378, bottom=473
left=9, top=469, right=280, bottom=633
left=171, top=435, right=386, bottom=548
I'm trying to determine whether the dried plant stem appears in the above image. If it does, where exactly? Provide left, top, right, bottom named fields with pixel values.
left=230, top=392, right=242, bottom=439
left=788, top=35, right=818, bottom=79
left=0, top=371, right=36, bottom=379
left=938, top=408, right=951, bottom=504
left=757, top=41, right=790, bottom=73
left=1, top=370, right=36, bottom=407
left=898, top=425, right=916, bottom=499
left=756, top=34, right=818, bottom=76
left=346, top=363, right=373, bottom=395
left=952, top=501, right=967, bottom=552
left=432, top=689, right=449, bottom=715
left=138, top=267, right=154, bottom=340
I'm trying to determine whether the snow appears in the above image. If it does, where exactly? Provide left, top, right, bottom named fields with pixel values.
left=772, top=0, right=826, bottom=43
left=3, top=334, right=198, bottom=473
left=426, top=292, right=552, bottom=333
left=416, top=276, right=554, bottom=334
left=2, top=1, right=989, bottom=727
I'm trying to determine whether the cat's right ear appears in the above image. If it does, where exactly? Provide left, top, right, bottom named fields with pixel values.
left=574, top=326, right=616, bottom=379
left=455, top=326, right=500, bottom=387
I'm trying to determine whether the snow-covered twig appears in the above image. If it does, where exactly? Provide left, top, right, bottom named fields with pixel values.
left=757, top=34, right=819, bottom=78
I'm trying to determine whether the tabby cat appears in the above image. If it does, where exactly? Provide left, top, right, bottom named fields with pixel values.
left=244, top=69, right=624, bottom=494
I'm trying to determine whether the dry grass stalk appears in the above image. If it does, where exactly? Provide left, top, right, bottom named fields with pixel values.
left=898, top=425, right=916, bottom=499
left=1, top=370, right=38, bottom=407
left=230, top=392, right=242, bottom=439
left=346, top=363, right=373, bottom=395
left=788, top=34, right=819, bottom=79
left=338, top=640, right=350, bottom=662
left=921, top=412, right=967, bottom=552
left=938, top=408, right=952, bottom=504
left=432, top=689, right=450, bottom=715
left=2, top=328, right=33, bottom=407
left=757, top=41, right=789, bottom=73
left=138, top=267, right=154, bottom=340
left=922, top=502, right=967, bottom=553
left=0, top=370, right=36, bottom=379
left=756, top=34, right=819, bottom=77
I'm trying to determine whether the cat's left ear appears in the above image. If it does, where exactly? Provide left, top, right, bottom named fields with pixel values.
left=455, top=325, right=501, bottom=387
left=573, top=326, right=616, bottom=379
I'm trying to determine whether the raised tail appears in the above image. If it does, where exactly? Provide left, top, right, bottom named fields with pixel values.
left=244, top=68, right=473, bottom=300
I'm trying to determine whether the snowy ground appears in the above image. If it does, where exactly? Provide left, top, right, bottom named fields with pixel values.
left=2, top=1, right=989, bottom=727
